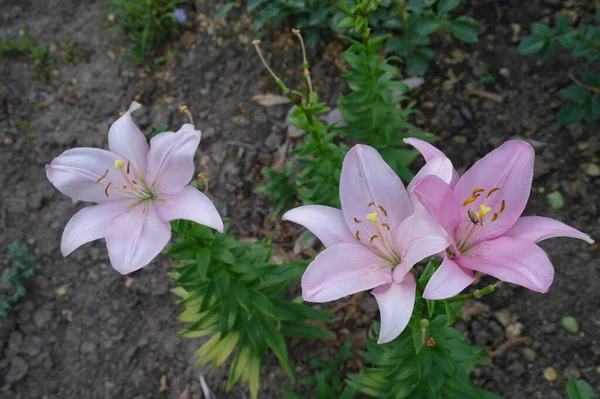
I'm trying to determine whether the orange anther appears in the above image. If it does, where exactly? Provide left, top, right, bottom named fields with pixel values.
left=472, top=188, right=485, bottom=196
left=353, top=217, right=362, bottom=224
left=378, top=205, right=388, bottom=217
left=381, top=223, right=390, bottom=230
left=487, top=187, right=501, bottom=198
left=499, top=200, right=506, bottom=214
left=355, top=231, right=361, bottom=241
left=96, top=169, right=109, bottom=183
left=368, top=201, right=375, bottom=207
left=369, top=235, right=378, bottom=243
left=462, top=194, right=480, bottom=207
left=104, top=182, right=112, bottom=197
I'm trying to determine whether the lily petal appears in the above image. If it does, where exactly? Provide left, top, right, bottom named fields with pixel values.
left=146, top=124, right=201, bottom=195
left=408, top=156, right=454, bottom=209
left=393, top=210, right=451, bottom=281
left=46, top=148, right=128, bottom=203
left=155, top=186, right=223, bottom=232
left=340, top=145, right=412, bottom=243
left=105, top=203, right=171, bottom=274
left=372, top=274, right=416, bottom=344
left=108, top=102, right=149, bottom=175
left=61, top=200, right=130, bottom=256
left=301, top=243, right=392, bottom=302
left=282, top=205, right=355, bottom=247
left=453, top=140, right=535, bottom=244
left=405, top=138, right=459, bottom=186
left=412, top=175, right=460, bottom=234
left=460, top=237, right=554, bottom=293
left=503, top=216, right=594, bottom=244
left=423, top=256, right=475, bottom=300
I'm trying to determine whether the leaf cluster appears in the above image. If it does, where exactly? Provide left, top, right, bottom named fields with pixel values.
left=517, top=12, right=600, bottom=125
left=105, top=0, right=186, bottom=64
left=0, top=25, right=56, bottom=83
left=1, top=243, right=38, bottom=322
left=167, top=219, right=333, bottom=398
left=566, top=378, right=595, bottom=399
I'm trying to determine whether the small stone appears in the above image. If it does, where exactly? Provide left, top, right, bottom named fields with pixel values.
left=125, top=278, right=134, bottom=288
left=563, top=366, right=581, bottom=379
left=507, top=361, right=525, bottom=376
left=160, top=374, right=169, bottom=392
left=33, top=309, right=52, bottom=329
left=522, top=347, right=537, bottom=361
left=543, top=367, right=559, bottom=382
left=494, top=309, right=513, bottom=328
left=55, top=285, right=67, bottom=296
left=20, top=336, right=43, bottom=357
left=499, top=68, right=510, bottom=78
left=6, top=356, right=29, bottom=382
left=81, top=341, right=96, bottom=354
left=453, top=135, right=467, bottom=144
left=506, top=322, right=525, bottom=339
left=541, top=323, right=556, bottom=333
left=582, top=163, right=600, bottom=177
left=204, top=71, right=217, bottom=82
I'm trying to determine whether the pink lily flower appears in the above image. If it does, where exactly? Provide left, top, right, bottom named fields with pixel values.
left=406, top=139, right=594, bottom=299
left=46, top=102, right=223, bottom=274
left=282, top=145, right=451, bottom=343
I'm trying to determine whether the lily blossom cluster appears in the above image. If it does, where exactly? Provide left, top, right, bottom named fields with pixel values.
left=284, top=141, right=593, bottom=344
left=46, top=102, right=223, bottom=274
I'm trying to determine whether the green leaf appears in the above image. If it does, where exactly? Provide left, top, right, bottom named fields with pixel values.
left=583, top=71, right=600, bottom=88
left=517, top=35, right=545, bottom=55
left=196, top=248, right=211, bottom=279
left=437, top=0, right=461, bottom=15
left=556, top=14, right=570, bottom=34
left=557, top=102, right=584, bottom=125
left=597, top=8, right=600, bottom=24
left=426, top=300, right=436, bottom=318
left=444, top=301, right=458, bottom=325
left=533, top=23, right=554, bottom=38
left=214, top=2, right=234, bottom=22
left=213, top=248, right=236, bottom=265
left=447, top=16, right=479, bottom=43
left=214, top=270, right=231, bottom=297
left=563, top=85, right=591, bottom=102
left=546, top=190, right=565, bottom=209
left=566, top=379, right=595, bottom=399
left=281, top=322, right=334, bottom=340
left=250, top=291, right=277, bottom=320
left=226, top=344, right=252, bottom=391
left=407, top=52, right=430, bottom=76
left=583, top=97, right=600, bottom=124
left=416, top=18, right=442, bottom=36
left=261, top=319, right=295, bottom=382
left=562, top=316, right=579, bottom=334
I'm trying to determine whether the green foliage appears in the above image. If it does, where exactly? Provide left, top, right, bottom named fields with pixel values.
left=0, top=25, right=56, bottom=83
left=567, top=379, right=595, bottom=399
left=518, top=12, right=600, bottom=125
left=478, top=61, right=496, bottom=86
left=106, top=0, right=186, bottom=64
left=336, top=33, right=434, bottom=180
left=168, top=217, right=333, bottom=398
left=282, top=338, right=358, bottom=399
left=1, top=243, right=38, bottom=322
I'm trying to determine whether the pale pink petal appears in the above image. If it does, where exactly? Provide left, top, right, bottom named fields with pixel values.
left=423, top=256, right=475, bottom=300
left=108, top=102, right=149, bottom=175
left=411, top=175, right=460, bottom=234
left=282, top=205, right=355, bottom=247
left=393, top=210, right=451, bottom=281
left=61, top=200, right=130, bottom=256
left=503, top=216, right=594, bottom=244
left=155, top=186, right=223, bottom=232
left=46, top=148, right=128, bottom=203
left=453, top=141, right=534, bottom=244
left=408, top=156, right=455, bottom=208
left=145, top=124, right=200, bottom=195
left=340, top=145, right=412, bottom=244
left=404, top=138, right=446, bottom=162
left=372, top=274, right=416, bottom=344
left=301, top=243, right=392, bottom=302
left=105, top=203, right=171, bottom=274
left=460, top=237, right=554, bottom=293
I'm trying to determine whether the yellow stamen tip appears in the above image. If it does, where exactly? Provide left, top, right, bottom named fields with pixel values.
left=479, top=204, right=492, bottom=217
left=114, top=159, right=126, bottom=169
left=366, top=212, right=378, bottom=224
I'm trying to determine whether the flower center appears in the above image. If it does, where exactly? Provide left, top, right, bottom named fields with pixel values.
left=352, top=202, right=402, bottom=265
left=455, top=187, right=506, bottom=252
left=96, top=159, right=156, bottom=202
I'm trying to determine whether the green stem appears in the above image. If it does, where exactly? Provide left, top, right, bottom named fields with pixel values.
left=445, top=281, right=502, bottom=303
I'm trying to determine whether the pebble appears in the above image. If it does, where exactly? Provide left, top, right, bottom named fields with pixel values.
left=582, top=163, right=600, bottom=177
left=541, top=323, right=556, bottom=333
left=506, top=322, right=525, bottom=339
left=522, top=347, right=537, bottom=361
left=507, top=361, right=525, bottom=376
left=33, top=309, right=52, bottom=329
left=6, top=356, right=29, bottom=383
left=20, top=336, right=43, bottom=357
left=81, top=341, right=96, bottom=354
left=499, top=68, right=510, bottom=78
left=563, top=366, right=581, bottom=379
left=543, top=367, right=559, bottom=382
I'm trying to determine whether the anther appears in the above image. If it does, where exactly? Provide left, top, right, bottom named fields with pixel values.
left=499, top=200, right=506, bottom=214
left=104, top=182, right=112, bottom=197
left=381, top=223, right=390, bottom=230
left=355, top=231, right=361, bottom=241
left=472, top=188, right=485, bottom=196
left=353, top=217, right=362, bottom=224
left=492, top=213, right=499, bottom=221
left=378, top=205, right=388, bottom=217
left=368, top=201, right=375, bottom=207
left=96, top=169, right=109, bottom=183
left=122, top=185, right=127, bottom=189
left=487, top=187, right=500, bottom=198
left=463, top=194, right=480, bottom=206
left=126, top=160, right=131, bottom=174
left=369, top=235, right=378, bottom=243
left=132, top=180, right=138, bottom=185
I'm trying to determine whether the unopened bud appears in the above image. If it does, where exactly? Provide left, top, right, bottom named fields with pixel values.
left=252, top=39, right=261, bottom=46
left=420, top=319, right=430, bottom=330
left=291, top=28, right=300, bottom=36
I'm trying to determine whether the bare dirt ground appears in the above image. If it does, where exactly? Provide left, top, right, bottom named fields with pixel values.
left=0, top=1, right=598, bottom=398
